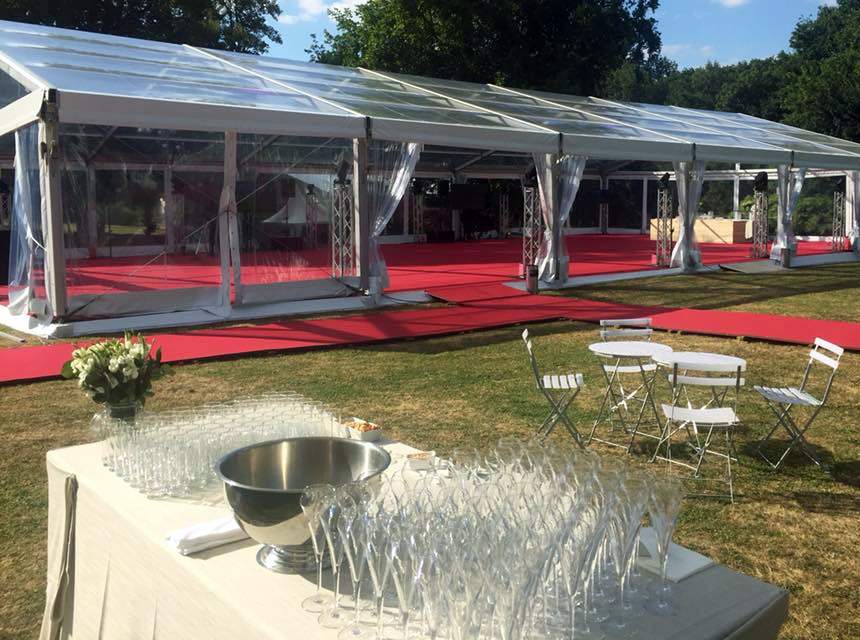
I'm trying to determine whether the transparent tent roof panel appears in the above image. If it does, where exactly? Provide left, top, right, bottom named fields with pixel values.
left=0, top=21, right=349, bottom=115
left=1, top=19, right=858, bottom=167
left=204, top=49, right=549, bottom=134
left=624, top=102, right=860, bottom=158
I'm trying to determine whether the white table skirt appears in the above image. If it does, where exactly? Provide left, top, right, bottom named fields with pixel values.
left=41, top=442, right=788, bottom=640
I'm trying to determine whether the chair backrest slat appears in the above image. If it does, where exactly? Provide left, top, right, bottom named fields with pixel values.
left=598, top=317, right=653, bottom=341
left=809, top=348, right=839, bottom=370
left=600, top=328, right=653, bottom=339
left=673, top=374, right=746, bottom=388
left=599, top=317, right=652, bottom=328
left=521, top=328, right=542, bottom=383
left=814, top=337, right=844, bottom=357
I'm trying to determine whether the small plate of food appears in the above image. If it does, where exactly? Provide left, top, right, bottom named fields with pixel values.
left=343, top=417, right=382, bottom=442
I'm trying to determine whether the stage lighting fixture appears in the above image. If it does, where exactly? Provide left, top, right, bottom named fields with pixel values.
left=523, top=166, right=538, bottom=188
left=335, top=158, right=350, bottom=185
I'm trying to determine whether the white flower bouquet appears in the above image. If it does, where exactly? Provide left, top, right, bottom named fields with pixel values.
left=61, top=332, right=170, bottom=409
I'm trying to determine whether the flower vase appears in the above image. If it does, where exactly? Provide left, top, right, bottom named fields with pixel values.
left=91, top=401, right=142, bottom=473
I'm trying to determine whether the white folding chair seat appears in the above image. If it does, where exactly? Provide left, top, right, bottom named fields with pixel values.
left=522, top=329, right=586, bottom=447
left=754, top=386, right=821, bottom=406
left=660, top=405, right=738, bottom=427
left=541, top=374, right=584, bottom=391
left=755, top=338, right=842, bottom=470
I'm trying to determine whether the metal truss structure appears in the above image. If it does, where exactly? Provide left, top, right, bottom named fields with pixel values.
left=522, top=186, right=541, bottom=275
left=750, top=191, right=769, bottom=259
left=832, top=191, right=845, bottom=252
left=331, top=181, right=354, bottom=278
left=654, top=187, right=673, bottom=267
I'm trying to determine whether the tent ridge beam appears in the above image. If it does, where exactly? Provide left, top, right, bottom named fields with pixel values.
left=454, top=149, right=496, bottom=173
left=85, top=125, right=118, bottom=164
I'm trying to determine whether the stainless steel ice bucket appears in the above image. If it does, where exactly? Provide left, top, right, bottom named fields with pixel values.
left=216, top=437, right=391, bottom=573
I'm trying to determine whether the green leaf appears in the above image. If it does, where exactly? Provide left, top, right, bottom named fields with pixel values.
left=60, top=361, right=75, bottom=379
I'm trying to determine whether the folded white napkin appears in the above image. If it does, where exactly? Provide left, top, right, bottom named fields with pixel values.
left=166, top=516, right=249, bottom=556
left=637, top=526, right=714, bottom=582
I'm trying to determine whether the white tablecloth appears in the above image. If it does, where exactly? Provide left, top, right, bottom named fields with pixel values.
left=40, top=442, right=788, bottom=640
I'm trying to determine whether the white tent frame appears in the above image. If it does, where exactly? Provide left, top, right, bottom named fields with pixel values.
left=0, top=19, right=859, bottom=334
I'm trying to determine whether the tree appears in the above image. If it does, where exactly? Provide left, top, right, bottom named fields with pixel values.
left=0, top=0, right=282, bottom=54
left=308, top=0, right=663, bottom=96
left=783, top=0, right=860, bottom=141
left=605, top=55, right=677, bottom=103
left=712, top=55, right=797, bottom=124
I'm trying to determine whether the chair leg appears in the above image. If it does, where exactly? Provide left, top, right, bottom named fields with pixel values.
left=726, top=428, right=735, bottom=504
left=693, top=426, right=715, bottom=478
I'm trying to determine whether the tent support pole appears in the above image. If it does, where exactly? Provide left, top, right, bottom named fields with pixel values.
left=163, top=166, right=175, bottom=253
left=353, top=137, right=370, bottom=292
left=38, top=101, right=67, bottom=320
left=732, top=163, right=741, bottom=219
left=848, top=170, right=860, bottom=254
left=218, top=130, right=242, bottom=306
left=86, top=166, right=98, bottom=258
left=641, top=177, right=648, bottom=234
left=543, top=153, right=563, bottom=282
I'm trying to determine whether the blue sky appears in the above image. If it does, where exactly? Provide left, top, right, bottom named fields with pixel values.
left=266, top=0, right=837, bottom=68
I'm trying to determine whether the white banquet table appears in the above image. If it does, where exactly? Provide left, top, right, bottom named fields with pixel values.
left=41, top=441, right=788, bottom=640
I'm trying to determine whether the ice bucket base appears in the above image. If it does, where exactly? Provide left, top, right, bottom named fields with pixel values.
left=256, top=542, right=323, bottom=574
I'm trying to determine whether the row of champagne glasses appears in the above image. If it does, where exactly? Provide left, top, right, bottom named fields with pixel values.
left=93, top=392, right=346, bottom=498
left=301, top=437, right=684, bottom=640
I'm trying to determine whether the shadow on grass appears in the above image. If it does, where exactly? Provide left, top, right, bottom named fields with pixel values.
left=570, top=264, right=860, bottom=312
left=365, top=319, right=594, bottom=355
left=740, top=438, right=836, bottom=470
left=791, top=490, right=860, bottom=515
left=830, top=460, right=860, bottom=488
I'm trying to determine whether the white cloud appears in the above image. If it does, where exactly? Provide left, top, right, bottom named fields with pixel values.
left=713, top=0, right=751, bottom=7
left=663, top=43, right=689, bottom=56
left=277, top=0, right=365, bottom=24
left=819, top=0, right=837, bottom=5
left=699, top=45, right=715, bottom=55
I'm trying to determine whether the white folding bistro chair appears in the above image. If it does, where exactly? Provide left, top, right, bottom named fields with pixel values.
left=521, top=329, right=585, bottom=447
left=754, top=338, right=843, bottom=470
left=599, top=317, right=653, bottom=342
left=657, top=356, right=744, bottom=503
left=591, top=318, right=659, bottom=448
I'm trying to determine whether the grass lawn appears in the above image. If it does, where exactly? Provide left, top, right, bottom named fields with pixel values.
left=1, top=264, right=859, bottom=639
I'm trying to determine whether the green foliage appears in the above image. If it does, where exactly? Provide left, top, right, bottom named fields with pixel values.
left=308, top=0, right=662, bottom=95
left=61, top=332, right=171, bottom=407
left=0, top=0, right=282, bottom=54
left=783, top=1, right=860, bottom=141
left=653, top=2, right=860, bottom=142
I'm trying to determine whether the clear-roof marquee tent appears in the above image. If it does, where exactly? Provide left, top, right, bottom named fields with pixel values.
left=0, top=19, right=858, bottom=334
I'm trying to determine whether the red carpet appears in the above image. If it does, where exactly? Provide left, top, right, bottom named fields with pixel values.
left=0, top=236, right=838, bottom=305
left=3, top=280, right=858, bottom=385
